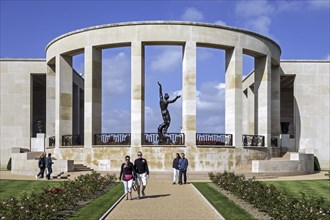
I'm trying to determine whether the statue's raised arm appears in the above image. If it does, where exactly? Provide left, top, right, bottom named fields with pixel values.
left=168, top=95, right=181, bottom=104
left=158, top=81, right=163, bottom=99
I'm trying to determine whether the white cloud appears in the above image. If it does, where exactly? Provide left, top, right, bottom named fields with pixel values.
left=150, top=48, right=182, bottom=72
left=172, top=89, right=182, bottom=97
left=102, top=51, right=130, bottom=95
left=235, top=0, right=273, bottom=37
left=235, top=0, right=273, bottom=18
left=309, top=0, right=330, bottom=9
left=197, top=49, right=213, bottom=61
left=275, top=1, right=303, bottom=12
left=245, top=15, right=271, bottom=36
left=180, top=7, right=204, bottom=21
left=103, top=79, right=126, bottom=95
left=196, top=81, right=225, bottom=132
left=102, top=50, right=131, bottom=132
left=214, top=20, right=226, bottom=25
left=102, top=109, right=130, bottom=133
left=215, top=83, right=226, bottom=90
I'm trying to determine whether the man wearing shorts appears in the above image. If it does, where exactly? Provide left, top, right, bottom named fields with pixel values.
left=134, top=151, right=149, bottom=199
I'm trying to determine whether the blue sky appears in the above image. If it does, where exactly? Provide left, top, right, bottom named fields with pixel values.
left=1, top=0, right=329, bottom=134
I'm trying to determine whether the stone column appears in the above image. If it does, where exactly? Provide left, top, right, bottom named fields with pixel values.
left=182, top=41, right=197, bottom=148
left=72, top=84, right=80, bottom=135
left=131, top=41, right=144, bottom=152
left=84, top=46, right=102, bottom=148
left=248, top=85, right=255, bottom=134
left=225, top=47, right=243, bottom=147
left=242, top=89, right=248, bottom=135
left=271, top=65, right=281, bottom=145
left=46, top=63, right=56, bottom=146
left=55, top=55, right=73, bottom=147
left=254, top=55, right=272, bottom=148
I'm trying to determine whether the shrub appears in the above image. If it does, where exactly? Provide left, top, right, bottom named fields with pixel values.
left=209, top=171, right=330, bottom=220
left=0, top=171, right=117, bottom=219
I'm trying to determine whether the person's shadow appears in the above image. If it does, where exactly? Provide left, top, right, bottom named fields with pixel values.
left=140, top=194, right=170, bottom=199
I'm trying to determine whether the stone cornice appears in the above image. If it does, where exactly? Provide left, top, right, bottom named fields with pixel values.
left=46, top=21, right=281, bottom=53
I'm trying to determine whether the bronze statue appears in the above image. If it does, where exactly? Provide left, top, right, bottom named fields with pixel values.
left=157, top=82, right=181, bottom=144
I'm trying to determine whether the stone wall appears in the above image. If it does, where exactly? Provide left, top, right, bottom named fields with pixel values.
left=47, top=146, right=269, bottom=172
left=11, top=151, right=74, bottom=176
left=0, top=59, right=46, bottom=169
left=281, top=61, right=330, bottom=170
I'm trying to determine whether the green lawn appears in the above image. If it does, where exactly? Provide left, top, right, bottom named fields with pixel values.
left=265, top=180, right=330, bottom=205
left=1, top=179, right=124, bottom=220
left=0, top=179, right=61, bottom=201
left=193, top=182, right=256, bottom=220
left=67, top=183, right=124, bottom=220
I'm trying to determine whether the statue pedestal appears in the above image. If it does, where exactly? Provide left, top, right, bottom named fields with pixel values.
left=280, top=134, right=295, bottom=152
left=280, top=134, right=289, bottom=152
left=31, top=133, right=45, bottom=152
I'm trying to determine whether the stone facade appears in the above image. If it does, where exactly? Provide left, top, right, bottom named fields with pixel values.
left=243, top=60, right=329, bottom=169
left=1, top=21, right=328, bottom=171
left=0, top=59, right=46, bottom=168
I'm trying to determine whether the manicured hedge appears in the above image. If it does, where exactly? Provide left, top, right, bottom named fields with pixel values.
left=209, top=171, right=330, bottom=220
left=0, top=171, right=116, bottom=219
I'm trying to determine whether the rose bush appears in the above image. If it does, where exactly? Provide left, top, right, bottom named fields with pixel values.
left=209, top=171, right=330, bottom=220
left=0, top=171, right=116, bottom=219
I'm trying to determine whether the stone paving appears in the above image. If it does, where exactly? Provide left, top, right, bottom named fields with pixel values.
left=106, top=180, right=221, bottom=220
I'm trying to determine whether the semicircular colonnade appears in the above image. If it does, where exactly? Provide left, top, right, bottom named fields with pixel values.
left=45, top=21, right=282, bottom=171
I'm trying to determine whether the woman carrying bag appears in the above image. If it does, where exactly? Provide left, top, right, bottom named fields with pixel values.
left=119, top=155, right=135, bottom=200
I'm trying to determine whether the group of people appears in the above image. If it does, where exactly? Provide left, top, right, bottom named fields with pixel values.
left=119, top=151, right=189, bottom=200
left=36, top=153, right=53, bottom=180
left=118, top=151, right=149, bottom=200
left=172, top=152, right=188, bottom=185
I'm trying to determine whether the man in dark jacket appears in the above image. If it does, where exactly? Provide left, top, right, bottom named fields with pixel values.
left=134, top=151, right=149, bottom=199
left=172, top=153, right=181, bottom=184
left=45, top=153, right=54, bottom=180
left=36, top=153, right=46, bottom=179
left=178, top=153, right=188, bottom=184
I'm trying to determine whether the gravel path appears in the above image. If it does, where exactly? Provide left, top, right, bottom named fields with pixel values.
left=106, top=180, right=221, bottom=220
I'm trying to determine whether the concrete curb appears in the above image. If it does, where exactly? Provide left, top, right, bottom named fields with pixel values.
left=191, top=183, right=225, bottom=220
left=99, top=193, right=125, bottom=220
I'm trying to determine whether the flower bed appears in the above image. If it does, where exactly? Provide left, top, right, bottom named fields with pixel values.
left=209, top=171, right=330, bottom=220
left=0, top=171, right=116, bottom=219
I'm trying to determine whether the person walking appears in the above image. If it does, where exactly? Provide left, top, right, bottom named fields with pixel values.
left=119, top=155, right=135, bottom=200
left=178, top=153, right=188, bottom=185
left=134, top=151, right=149, bottom=199
left=172, top=153, right=181, bottom=184
left=36, top=153, right=46, bottom=179
left=45, top=153, right=54, bottom=180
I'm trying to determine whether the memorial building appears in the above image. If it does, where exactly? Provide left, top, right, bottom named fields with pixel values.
left=0, top=21, right=329, bottom=175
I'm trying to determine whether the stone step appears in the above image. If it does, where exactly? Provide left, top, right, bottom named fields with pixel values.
left=51, top=171, right=70, bottom=179
left=73, top=164, right=94, bottom=172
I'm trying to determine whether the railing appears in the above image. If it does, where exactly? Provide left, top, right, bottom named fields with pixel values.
left=196, top=133, right=233, bottom=146
left=62, top=135, right=84, bottom=146
left=49, top=136, right=55, bottom=148
left=94, top=133, right=130, bottom=145
left=142, top=133, right=185, bottom=145
left=242, top=135, right=265, bottom=147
